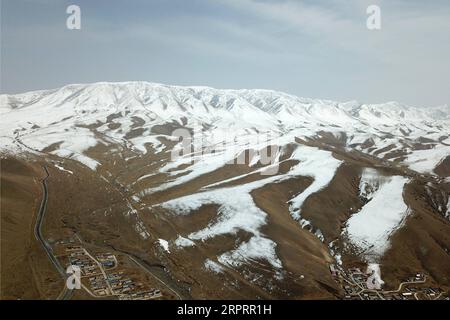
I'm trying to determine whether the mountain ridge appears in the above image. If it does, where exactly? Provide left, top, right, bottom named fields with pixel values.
left=2, top=81, right=449, bottom=116
left=1, top=81, right=449, bottom=176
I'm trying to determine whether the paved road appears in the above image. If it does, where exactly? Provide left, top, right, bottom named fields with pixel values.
left=82, top=248, right=115, bottom=295
left=104, top=244, right=191, bottom=300
left=34, top=166, right=73, bottom=300
left=34, top=165, right=188, bottom=300
left=127, top=255, right=184, bottom=300
left=353, top=276, right=428, bottom=299
left=382, top=277, right=427, bottom=294
left=74, top=233, right=190, bottom=300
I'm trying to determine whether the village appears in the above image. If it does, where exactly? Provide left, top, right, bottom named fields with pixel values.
left=53, top=236, right=162, bottom=300
left=329, top=264, right=448, bottom=300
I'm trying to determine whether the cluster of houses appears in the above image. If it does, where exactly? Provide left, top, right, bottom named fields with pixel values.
left=108, top=272, right=136, bottom=294
left=96, top=253, right=116, bottom=269
left=119, top=289, right=162, bottom=300
left=329, top=264, right=447, bottom=300
left=55, top=237, right=163, bottom=300
left=106, top=271, right=162, bottom=299
left=88, top=275, right=110, bottom=296
left=67, top=246, right=100, bottom=276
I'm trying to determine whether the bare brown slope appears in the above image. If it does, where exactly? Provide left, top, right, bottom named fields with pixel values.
left=0, top=157, right=60, bottom=299
left=434, top=156, right=450, bottom=177
left=252, top=177, right=341, bottom=299
left=298, top=163, right=363, bottom=242
left=380, top=180, right=450, bottom=290
left=41, top=158, right=154, bottom=258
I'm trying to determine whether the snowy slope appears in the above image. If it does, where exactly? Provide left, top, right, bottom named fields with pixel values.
left=1, top=81, right=448, bottom=175
left=1, top=81, right=449, bottom=278
left=343, top=170, right=410, bottom=262
left=158, top=144, right=339, bottom=271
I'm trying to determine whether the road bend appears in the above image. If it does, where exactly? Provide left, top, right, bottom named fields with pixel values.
left=34, top=165, right=73, bottom=300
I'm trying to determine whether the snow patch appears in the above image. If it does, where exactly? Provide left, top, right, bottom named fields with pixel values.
left=366, top=263, right=384, bottom=289
left=204, top=259, right=224, bottom=274
left=287, top=145, right=342, bottom=221
left=157, top=239, right=170, bottom=253
left=359, top=168, right=390, bottom=200
left=175, top=236, right=195, bottom=248
left=344, top=175, right=409, bottom=261
left=54, top=163, right=73, bottom=174
left=217, top=236, right=282, bottom=270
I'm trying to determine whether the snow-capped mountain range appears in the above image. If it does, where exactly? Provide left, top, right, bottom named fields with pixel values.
left=1, top=81, right=450, bottom=298
left=1, top=81, right=449, bottom=174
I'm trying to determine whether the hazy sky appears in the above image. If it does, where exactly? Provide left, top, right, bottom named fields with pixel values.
left=1, top=0, right=449, bottom=106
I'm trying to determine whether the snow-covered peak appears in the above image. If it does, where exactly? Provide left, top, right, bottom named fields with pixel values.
left=2, top=81, right=448, bottom=122
left=1, top=81, right=449, bottom=175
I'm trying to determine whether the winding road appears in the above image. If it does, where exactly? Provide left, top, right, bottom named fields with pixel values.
left=34, top=165, right=73, bottom=300
left=34, top=165, right=188, bottom=300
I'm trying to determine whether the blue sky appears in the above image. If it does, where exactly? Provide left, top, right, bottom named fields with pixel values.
left=1, top=0, right=449, bottom=106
